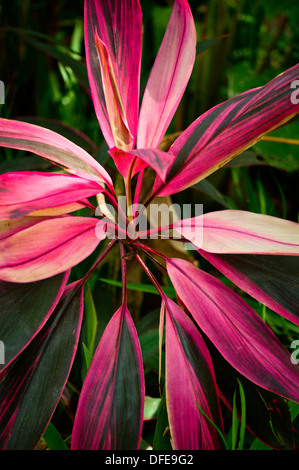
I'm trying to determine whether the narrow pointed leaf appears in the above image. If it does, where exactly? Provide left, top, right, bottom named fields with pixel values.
left=92, top=36, right=133, bottom=150
left=137, top=0, right=196, bottom=149
left=0, top=171, right=103, bottom=220
left=0, top=270, right=69, bottom=371
left=164, top=297, right=223, bottom=450
left=200, top=252, right=299, bottom=325
left=0, top=119, right=112, bottom=185
left=71, top=305, right=145, bottom=450
left=84, top=0, right=142, bottom=149
left=157, top=64, right=299, bottom=195
left=0, top=216, right=105, bottom=282
left=167, top=258, right=299, bottom=403
left=173, top=210, right=299, bottom=254
left=0, top=282, right=84, bottom=449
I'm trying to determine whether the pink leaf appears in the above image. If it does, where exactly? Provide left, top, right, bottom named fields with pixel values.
left=167, top=258, right=299, bottom=403
left=92, top=36, right=134, bottom=150
left=0, top=171, right=102, bottom=220
left=157, top=64, right=299, bottom=195
left=173, top=210, right=299, bottom=254
left=84, top=0, right=142, bottom=149
left=0, top=119, right=112, bottom=185
left=0, top=217, right=106, bottom=282
left=137, top=0, right=196, bottom=149
left=108, top=147, right=174, bottom=181
left=164, top=297, right=223, bottom=450
left=71, top=304, right=144, bottom=450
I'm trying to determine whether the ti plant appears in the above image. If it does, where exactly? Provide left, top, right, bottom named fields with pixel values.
left=0, top=0, right=299, bottom=450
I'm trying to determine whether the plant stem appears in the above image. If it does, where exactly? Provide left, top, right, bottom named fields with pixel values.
left=138, top=247, right=168, bottom=273
left=102, top=189, right=129, bottom=232
left=134, top=241, right=169, bottom=262
left=135, top=254, right=167, bottom=301
left=119, top=243, right=127, bottom=305
left=80, top=239, right=118, bottom=286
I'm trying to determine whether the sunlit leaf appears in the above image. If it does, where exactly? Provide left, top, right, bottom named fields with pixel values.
left=0, top=271, right=69, bottom=371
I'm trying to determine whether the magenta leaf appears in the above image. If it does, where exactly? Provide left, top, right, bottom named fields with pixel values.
left=137, top=0, right=196, bottom=149
left=0, top=119, right=112, bottom=185
left=173, top=210, right=299, bottom=254
left=71, top=304, right=145, bottom=450
left=0, top=281, right=84, bottom=449
left=200, top=252, right=299, bottom=326
left=0, top=216, right=105, bottom=282
left=157, top=64, right=299, bottom=195
left=0, top=171, right=103, bottom=220
left=108, top=147, right=174, bottom=181
left=164, top=297, right=223, bottom=449
left=0, top=270, right=69, bottom=372
left=167, top=258, right=299, bottom=403
left=84, top=0, right=142, bottom=150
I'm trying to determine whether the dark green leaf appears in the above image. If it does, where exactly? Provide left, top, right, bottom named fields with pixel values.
left=0, top=282, right=84, bottom=449
left=0, top=271, right=69, bottom=371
